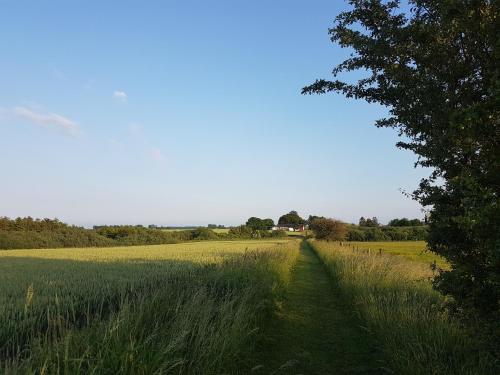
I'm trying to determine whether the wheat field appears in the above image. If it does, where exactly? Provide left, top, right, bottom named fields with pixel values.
left=0, top=239, right=299, bottom=374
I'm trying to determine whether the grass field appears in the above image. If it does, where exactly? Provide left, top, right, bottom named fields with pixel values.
left=0, top=239, right=299, bottom=373
left=309, top=240, right=494, bottom=374
left=284, top=230, right=307, bottom=237
left=211, top=228, right=230, bottom=234
left=347, top=240, right=449, bottom=268
left=1, top=238, right=494, bottom=374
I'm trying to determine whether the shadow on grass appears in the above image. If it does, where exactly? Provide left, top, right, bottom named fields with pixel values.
left=0, top=255, right=281, bottom=374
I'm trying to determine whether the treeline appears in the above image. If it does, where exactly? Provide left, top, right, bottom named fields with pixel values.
left=306, top=214, right=428, bottom=242
left=350, top=216, right=427, bottom=241
left=346, top=225, right=428, bottom=241
left=0, top=217, right=286, bottom=250
left=227, top=225, right=286, bottom=239
left=0, top=217, right=113, bottom=249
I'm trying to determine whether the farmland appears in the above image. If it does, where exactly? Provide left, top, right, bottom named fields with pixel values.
left=346, top=240, right=448, bottom=268
left=0, top=238, right=495, bottom=374
left=0, top=239, right=299, bottom=373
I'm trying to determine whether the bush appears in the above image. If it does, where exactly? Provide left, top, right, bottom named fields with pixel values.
left=310, top=218, right=347, bottom=241
left=228, top=225, right=254, bottom=238
left=190, top=228, right=219, bottom=241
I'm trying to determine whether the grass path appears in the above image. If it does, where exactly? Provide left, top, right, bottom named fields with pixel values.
left=255, top=241, right=385, bottom=374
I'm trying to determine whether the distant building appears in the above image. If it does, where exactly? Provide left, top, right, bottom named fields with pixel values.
left=272, top=224, right=308, bottom=232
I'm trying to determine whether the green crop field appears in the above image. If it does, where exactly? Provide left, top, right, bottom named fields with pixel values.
left=347, top=240, right=448, bottom=268
left=0, top=238, right=494, bottom=374
left=0, top=239, right=299, bottom=373
left=285, top=230, right=307, bottom=237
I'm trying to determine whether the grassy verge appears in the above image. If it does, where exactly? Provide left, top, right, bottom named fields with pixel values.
left=0, top=240, right=299, bottom=374
left=309, top=240, right=496, bottom=375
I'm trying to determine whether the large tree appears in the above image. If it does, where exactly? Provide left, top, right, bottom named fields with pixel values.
left=278, top=210, right=305, bottom=227
left=245, top=217, right=274, bottom=230
left=303, top=0, right=499, bottom=328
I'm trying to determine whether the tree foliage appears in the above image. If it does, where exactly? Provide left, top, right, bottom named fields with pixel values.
left=228, top=225, right=285, bottom=239
left=303, top=0, right=499, bottom=328
left=277, top=211, right=305, bottom=227
left=310, top=218, right=348, bottom=241
left=0, top=217, right=216, bottom=249
left=245, top=217, right=274, bottom=230
left=388, top=218, right=423, bottom=227
left=358, top=217, right=379, bottom=227
left=347, top=224, right=428, bottom=241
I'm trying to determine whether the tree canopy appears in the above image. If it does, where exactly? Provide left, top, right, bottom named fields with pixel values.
left=358, top=217, right=379, bottom=227
left=245, top=217, right=274, bottom=231
left=277, top=211, right=305, bottom=227
left=303, top=0, right=499, bottom=330
left=388, top=218, right=423, bottom=227
left=310, top=218, right=348, bottom=241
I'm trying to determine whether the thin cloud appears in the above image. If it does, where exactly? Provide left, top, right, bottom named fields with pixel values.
left=149, top=147, right=167, bottom=162
left=11, top=106, right=81, bottom=136
left=113, top=90, right=127, bottom=101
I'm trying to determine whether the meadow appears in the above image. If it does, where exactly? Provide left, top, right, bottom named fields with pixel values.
left=309, top=240, right=495, bottom=374
left=0, top=239, right=299, bottom=374
left=346, top=240, right=449, bottom=268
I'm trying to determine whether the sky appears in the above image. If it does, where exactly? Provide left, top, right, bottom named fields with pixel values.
left=0, top=0, right=428, bottom=227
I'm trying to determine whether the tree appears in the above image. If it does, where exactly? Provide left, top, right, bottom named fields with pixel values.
left=278, top=211, right=305, bottom=228
left=310, top=218, right=348, bottom=241
left=308, top=215, right=325, bottom=224
left=359, top=216, right=379, bottom=227
left=245, top=217, right=274, bottom=231
left=389, top=218, right=423, bottom=227
left=262, top=218, right=275, bottom=230
left=303, top=1, right=499, bottom=328
left=246, top=217, right=263, bottom=230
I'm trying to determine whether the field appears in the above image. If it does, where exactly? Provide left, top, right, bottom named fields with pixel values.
left=346, top=240, right=449, bottom=268
left=309, top=240, right=493, bottom=374
left=211, top=228, right=230, bottom=234
left=0, top=239, right=494, bottom=374
left=284, top=230, right=307, bottom=237
left=0, top=239, right=299, bottom=373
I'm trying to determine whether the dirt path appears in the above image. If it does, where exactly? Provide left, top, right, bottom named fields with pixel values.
left=256, top=240, right=384, bottom=374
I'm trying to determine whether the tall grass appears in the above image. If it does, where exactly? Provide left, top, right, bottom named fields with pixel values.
left=0, top=240, right=299, bottom=374
left=309, top=240, right=496, bottom=375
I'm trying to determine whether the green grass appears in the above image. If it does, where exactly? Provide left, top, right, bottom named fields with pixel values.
left=254, top=241, right=383, bottom=374
left=211, top=228, right=230, bottom=234
left=0, top=239, right=299, bottom=373
left=347, top=240, right=448, bottom=268
left=309, top=240, right=494, bottom=375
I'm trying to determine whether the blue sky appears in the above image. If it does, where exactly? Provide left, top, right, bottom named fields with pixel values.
left=0, top=0, right=427, bottom=227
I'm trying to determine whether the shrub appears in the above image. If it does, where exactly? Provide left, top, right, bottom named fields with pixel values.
left=310, top=218, right=347, bottom=241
